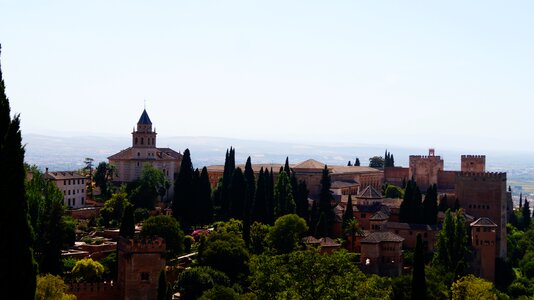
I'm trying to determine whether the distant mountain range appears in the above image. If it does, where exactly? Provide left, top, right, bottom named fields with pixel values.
left=22, top=133, right=534, bottom=194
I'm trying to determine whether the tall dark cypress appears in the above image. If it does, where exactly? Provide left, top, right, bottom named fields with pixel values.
left=284, top=157, right=291, bottom=175
left=173, top=148, right=194, bottom=229
left=266, top=168, right=275, bottom=224
left=229, top=168, right=246, bottom=220
left=252, top=168, right=267, bottom=223
left=220, top=147, right=235, bottom=219
left=120, top=204, right=135, bottom=238
left=0, top=45, right=37, bottom=299
left=412, top=234, right=427, bottom=300
left=423, top=184, right=438, bottom=224
left=273, top=171, right=295, bottom=218
left=523, top=199, right=531, bottom=229
left=342, top=195, right=354, bottom=234
left=157, top=269, right=168, bottom=300
left=191, top=168, right=201, bottom=226
left=355, top=158, right=360, bottom=166
left=317, top=165, right=334, bottom=236
left=244, top=157, right=256, bottom=218
left=39, top=194, right=65, bottom=275
left=295, top=180, right=310, bottom=222
left=243, top=157, right=256, bottom=244
left=198, top=167, right=213, bottom=225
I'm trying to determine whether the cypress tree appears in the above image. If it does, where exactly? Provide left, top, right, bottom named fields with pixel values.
left=173, top=148, right=194, bottom=229
left=347, top=161, right=352, bottom=166
left=423, top=184, right=438, bottom=224
left=355, top=158, right=360, bottom=166
left=295, top=180, right=310, bottom=222
left=252, top=168, right=267, bottom=223
left=413, top=184, right=424, bottom=224
left=243, top=157, right=255, bottom=244
left=315, top=212, right=328, bottom=238
left=157, top=269, right=168, bottom=300
left=310, top=200, right=319, bottom=235
left=266, top=168, right=275, bottom=224
left=191, top=168, right=201, bottom=225
left=520, top=193, right=523, bottom=209
left=317, top=165, right=334, bottom=236
left=244, top=157, right=256, bottom=219
left=342, top=195, right=354, bottom=234
left=522, top=199, right=531, bottom=229
left=412, top=234, right=427, bottom=300
left=453, top=198, right=460, bottom=211
left=273, top=171, right=295, bottom=218
left=39, top=194, right=65, bottom=275
left=438, top=194, right=448, bottom=212
left=220, top=147, right=235, bottom=219
left=229, top=168, right=246, bottom=220
left=197, top=167, right=213, bottom=225
left=120, top=203, right=135, bottom=238
left=0, top=45, right=37, bottom=299
left=284, top=156, right=291, bottom=175
left=452, top=209, right=468, bottom=276
left=399, top=180, right=414, bottom=223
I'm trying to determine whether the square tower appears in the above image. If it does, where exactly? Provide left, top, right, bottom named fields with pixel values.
left=461, top=155, right=486, bottom=173
left=117, top=237, right=166, bottom=300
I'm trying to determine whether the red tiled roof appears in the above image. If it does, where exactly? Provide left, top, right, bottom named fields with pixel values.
left=361, top=231, right=404, bottom=244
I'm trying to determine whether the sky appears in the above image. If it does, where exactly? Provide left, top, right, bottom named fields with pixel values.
left=0, top=1, right=533, bottom=153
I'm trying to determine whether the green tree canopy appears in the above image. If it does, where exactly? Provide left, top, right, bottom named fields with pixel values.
left=71, top=258, right=104, bottom=282
left=199, top=231, right=249, bottom=282
left=141, top=215, right=185, bottom=257
left=100, top=190, right=131, bottom=227
left=249, top=249, right=392, bottom=300
left=266, top=214, right=308, bottom=254
left=176, top=266, right=230, bottom=300
left=451, top=275, right=498, bottom=300
left=36, top=274, right=76, bottom=300
left=131, top=164, right=169, bottom=209
left=368, top=156, right=385, bottom=168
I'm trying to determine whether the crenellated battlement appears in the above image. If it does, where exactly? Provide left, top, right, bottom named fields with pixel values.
left=409, top=155, right=442, bottom=160
left=68, top=281, right=118, bottom=293
left=461, top=155, right=486, bottom=159
left=118, top=237, right=166, bottom=253
left=457, top=172, right=506, bottom=180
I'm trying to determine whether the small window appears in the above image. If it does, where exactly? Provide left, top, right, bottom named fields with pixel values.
left=64, top=180, right=67, bottom=185
left=137, top=152, right=140, bottom=157
left=135, top=137, right=138, bottom=145
left=81, top=197, right=85, bottom=204
left=140, top=272, right=149, bottom=281
left=141, top=137, right=144, bottom=145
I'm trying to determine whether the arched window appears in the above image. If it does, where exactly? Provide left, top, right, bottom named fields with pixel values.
left=141, top=137, right=144, bottom=145
left=135, top=137, right=138, bottom=145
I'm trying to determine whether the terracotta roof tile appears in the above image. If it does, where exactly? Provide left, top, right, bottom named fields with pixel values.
left=361, top=232, right=404, bottom=244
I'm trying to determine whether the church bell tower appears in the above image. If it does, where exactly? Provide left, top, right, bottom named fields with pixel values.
left=132, top=109, right=157, bottom=148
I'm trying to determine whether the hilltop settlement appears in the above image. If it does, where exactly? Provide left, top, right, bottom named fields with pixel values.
left=2, top=64, right=534, bottom=299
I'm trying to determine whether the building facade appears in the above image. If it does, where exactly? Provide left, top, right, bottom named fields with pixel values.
left=45, top=169, right=86, bottom=208
left=108, top=109, right=182, bottom=201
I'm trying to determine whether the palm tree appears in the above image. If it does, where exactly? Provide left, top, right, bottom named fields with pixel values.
left=344, top=219, right=364, bottom=252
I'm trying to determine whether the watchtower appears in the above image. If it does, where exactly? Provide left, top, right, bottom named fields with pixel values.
left=471, top=217, right=497, bottom=282
left=456, top=172, right=507, bottom=258
left=117, top=237, right=166, bottom=300
left=461, top=155, right=486, bottom=173
left=409, top=148, right=444, bottom=191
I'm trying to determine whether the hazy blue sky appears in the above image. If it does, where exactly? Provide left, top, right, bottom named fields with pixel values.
left=0, top=1, right=533, bottom=152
